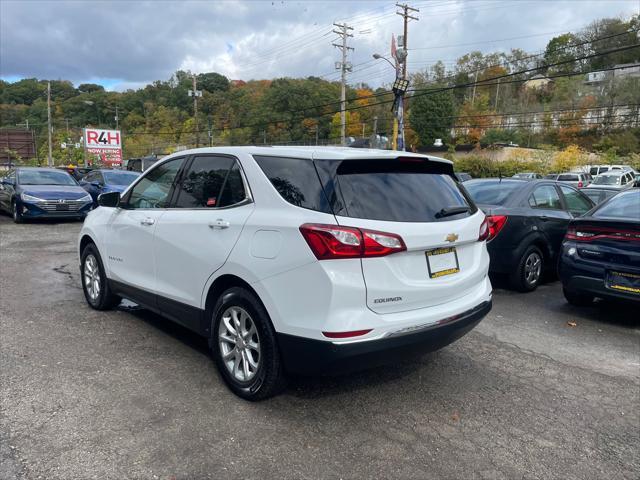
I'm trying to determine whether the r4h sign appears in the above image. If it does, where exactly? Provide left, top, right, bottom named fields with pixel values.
left=84, top=128, right=121, bottom=149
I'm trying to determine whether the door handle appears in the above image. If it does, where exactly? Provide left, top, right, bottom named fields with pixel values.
left=209, top=219, right=230, bottom=229
left=140, top=217, right=155, bottom=226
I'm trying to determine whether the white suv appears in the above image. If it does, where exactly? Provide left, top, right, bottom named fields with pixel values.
left=79, top=147, right=492, bottom=400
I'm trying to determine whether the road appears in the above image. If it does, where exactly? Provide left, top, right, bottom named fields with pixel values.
left=1, top=216, right=639, bottom=480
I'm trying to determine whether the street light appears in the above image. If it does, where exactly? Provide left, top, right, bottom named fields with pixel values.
left=372, top=53, right=397, bottom=72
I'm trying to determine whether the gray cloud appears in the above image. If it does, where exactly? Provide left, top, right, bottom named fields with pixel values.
left=1, top=0, right=637, bottom=89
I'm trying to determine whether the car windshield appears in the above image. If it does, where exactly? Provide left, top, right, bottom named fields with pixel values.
left=593, top=175, right=620, bottom=185
left=465, top=180, right=522, bottom=205
left=103, top=171, right=140, bottom=186
left=18, top=169, right=77, bottom=186
left=593, top=191, right=640, bottom=220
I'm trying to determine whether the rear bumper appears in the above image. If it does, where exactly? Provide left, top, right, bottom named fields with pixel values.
left=277, top=300, right=491, bottom=375
left=559, top=245, right=640, bottom=303
left=563, top=275, right=640, bottom=302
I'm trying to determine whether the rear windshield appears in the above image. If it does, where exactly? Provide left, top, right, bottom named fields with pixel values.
left=256, top=155, right=473, bottom=222
left=465, top=180, right=522, bottom=206
left=558, top=174, right=579, bottom=181
left=593, top=191, right=640, bottom=220
left=317, top=158, right=473, bottom=222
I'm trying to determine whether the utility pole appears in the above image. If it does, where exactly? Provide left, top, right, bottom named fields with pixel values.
left=188, top=75, right=202, bottom=147
left=315, top=124, right=319, bottom=145
left=494, top=78, right=500, bottom=110
left=396, top=3, right=419, bottom=80
left=333, top=22, right=354, bottom=146
left=47, top=81, right=53, bottom=167
left=395, top=3, right=419, bottom=151
left=115, top=105, right=119, bottom=130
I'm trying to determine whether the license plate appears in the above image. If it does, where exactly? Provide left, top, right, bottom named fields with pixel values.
left=426, top=247, right=460, bottom=279
left=607, top=271, right=640, bottom=295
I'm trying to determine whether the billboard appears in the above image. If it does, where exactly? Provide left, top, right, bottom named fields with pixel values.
left=83, top=128, right=122, bottom=167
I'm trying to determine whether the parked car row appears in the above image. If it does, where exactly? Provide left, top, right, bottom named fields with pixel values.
left=0, top=167, right=139, bottom=222
left=2, top=149, right=637, bottom=400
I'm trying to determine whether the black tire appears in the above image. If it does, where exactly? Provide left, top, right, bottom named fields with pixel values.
left=80, top=243, right=121, bottom=310
left=12, top=201, right=23, bottom=224
left=563, top=288, right=594, bottom=307
left=210, top=287, right=286, bottom=401
left=509, top=245, right=544, bottom=292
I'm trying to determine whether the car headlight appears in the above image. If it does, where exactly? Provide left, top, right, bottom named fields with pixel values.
left=21, top=192, right=45, bottom=203
left=79, top=193, right=92, bottom=203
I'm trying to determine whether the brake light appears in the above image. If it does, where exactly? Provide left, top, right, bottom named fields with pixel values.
left=299, top=224, right=406, bottom=260
left=479, top=215, right=507, bottom=242
left=578, top=181, right=583, bottom=188
left=565, top=226, right=640, bottom=242
left=322, top=329, right=373, bottom=339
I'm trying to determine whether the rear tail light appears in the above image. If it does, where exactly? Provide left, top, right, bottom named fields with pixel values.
left=299, top=224, right=406, bottom=260
left=578, top=181, right=583, bottom=188
left=479, top=215, right=507, bottom=242
left=565, top=226, right=640, bottom=242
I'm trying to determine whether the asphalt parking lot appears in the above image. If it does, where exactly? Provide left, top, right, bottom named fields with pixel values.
left=1, top=216, right=638, bottom=480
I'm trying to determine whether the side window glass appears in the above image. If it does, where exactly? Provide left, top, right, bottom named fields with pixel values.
left=173, top=156, right=234, bottom=208
left=559, top=185, right=592, bottom=215
left=528, top=185, right=562, bottom=209
left=219, top=163, right=247, bottom=207
left=127, top=158, right=184, bottom=209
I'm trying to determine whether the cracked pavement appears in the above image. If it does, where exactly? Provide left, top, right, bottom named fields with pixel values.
left=1, top=216, right=639, bottom=479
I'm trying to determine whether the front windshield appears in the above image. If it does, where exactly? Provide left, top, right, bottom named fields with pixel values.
left=18, top=170, right=78, bottom=186
left=593, top=175, right=620, bottom=185
left=104, top=171, right=140, bottom=186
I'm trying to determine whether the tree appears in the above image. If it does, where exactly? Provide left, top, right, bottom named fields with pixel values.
left=409, top=87, right=456, bottom=147
left=197, top=72, right=230, bottom=93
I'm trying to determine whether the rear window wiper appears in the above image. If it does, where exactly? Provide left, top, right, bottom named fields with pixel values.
left=435, top=206, right=471, bottom=218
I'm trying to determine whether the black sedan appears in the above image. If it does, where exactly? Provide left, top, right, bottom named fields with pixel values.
left=0, top=167, right=93, bottom=223
left=464, top=179, right=595, bottom=292
left=559, top=189, right=639, bottom=306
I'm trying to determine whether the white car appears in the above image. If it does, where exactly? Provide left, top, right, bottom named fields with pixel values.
left=78, top=147, right=492, bottom=400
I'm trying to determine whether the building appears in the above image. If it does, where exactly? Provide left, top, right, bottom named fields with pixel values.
left=523, top=74, right=552, bottom=90
left=0, top=128, right=37, bottom=167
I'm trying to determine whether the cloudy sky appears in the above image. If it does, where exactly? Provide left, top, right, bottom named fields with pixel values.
left=1, top=0, right=638, bottom=91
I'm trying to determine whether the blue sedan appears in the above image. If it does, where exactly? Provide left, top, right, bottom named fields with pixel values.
left=0, top=167, right=93, bottom=223
left=79, top=169, right=140, bottom=206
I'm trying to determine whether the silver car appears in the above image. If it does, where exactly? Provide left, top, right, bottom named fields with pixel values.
left=588, top=170, right=636, bottom=190
left=556, top=172, right=591, bottom=189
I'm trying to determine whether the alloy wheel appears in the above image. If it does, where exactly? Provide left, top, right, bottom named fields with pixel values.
left=83, top=254, right=101, bottom=302
left=524, top=251, right=542, bottom=286
left=218, top=306, right=261, bottom=383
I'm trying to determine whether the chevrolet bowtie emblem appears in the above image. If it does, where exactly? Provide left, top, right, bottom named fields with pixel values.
left=445, top=233, right=458, bottom=243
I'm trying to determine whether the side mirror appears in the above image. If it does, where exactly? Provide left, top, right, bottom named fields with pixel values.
left=97, top=191, right=120, bottom=208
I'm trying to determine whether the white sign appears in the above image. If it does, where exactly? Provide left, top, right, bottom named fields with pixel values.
left=83, top=128, right=123, bottom=167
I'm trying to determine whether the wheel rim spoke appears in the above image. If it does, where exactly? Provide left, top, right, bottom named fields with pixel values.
left=218, top=306, right=260, bottom=382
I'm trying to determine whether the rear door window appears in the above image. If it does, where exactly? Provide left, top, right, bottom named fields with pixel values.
left=173, top=156, right=246, bottom=208
left=317, top=158, right=474, bottom=222
left=529, top=185, right=562, bottom=209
